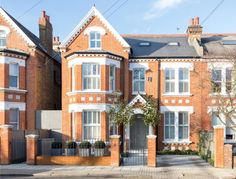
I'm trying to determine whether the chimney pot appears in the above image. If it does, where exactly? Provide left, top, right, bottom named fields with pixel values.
left=57, top=36, right=59, bottom=41
left=42, top=11, right=46, bottom=17
left=189, top=18, right=194, bottom=26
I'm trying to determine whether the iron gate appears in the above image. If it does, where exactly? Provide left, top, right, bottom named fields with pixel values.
left=121, top=148, right=147, bottom=166
left=11, top=130, right=26, bottom=163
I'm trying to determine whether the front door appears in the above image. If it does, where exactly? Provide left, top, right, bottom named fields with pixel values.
left=130, top=114, right=148, bottom=149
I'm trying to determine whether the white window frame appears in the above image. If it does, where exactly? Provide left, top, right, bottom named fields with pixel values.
left=9, top=63, right=19, bottom=89
left=0, top=30, right=7, bottom=48
left=89, top=31, right=101, bottom=49
left=82, top=110, right=101, bottom=142
left=71, top=64, right=75, bottom=91
left=164, top=111, right=190, bottom=143
left=82, top=63, right=100, bottom=91
left=164, top=112, right=175, bottom=140
left=178, top=112, right=189, bottom=140
left=71, top=111, right=76, bottom=141
left=9, top=108, right=19, bottom=130
left=132, top=68, right=145, bottom=94
left=178, top=68, right=190, bottom=93
left=165, top=68, right=175, bottom=93
left=109, top=65, right=116, bottom=92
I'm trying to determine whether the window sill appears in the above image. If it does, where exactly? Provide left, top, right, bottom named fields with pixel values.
left=162, top=93, right=192, bottom=97
left=209, top=93, right=234, bottom=97
left=162, top=140, right=192, bottom=144
left=67, top=90, right=122, bottom=95
left=0, top=87, right=27, bottom=93
left=132, top=92, right=146, bottom=95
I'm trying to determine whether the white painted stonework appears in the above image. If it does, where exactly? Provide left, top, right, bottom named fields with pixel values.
left=0, top=101, right=26, bottom=111
left=160, top=62, right=194, bottom=71
left=0, top=56, right=26, bottom=66
left=129, top=63, right=149, bottom=70
left=68, top=103, right=111, bottom=112
left=160, top=106, right=194, bottom=113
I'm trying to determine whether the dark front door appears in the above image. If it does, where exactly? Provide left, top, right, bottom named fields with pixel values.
left=130, top=114, right=148, bottom=150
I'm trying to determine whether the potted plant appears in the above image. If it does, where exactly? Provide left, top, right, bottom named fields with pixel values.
left=51, top=141, right=63, bottom=156
left=94, top=141, right=105, bottom=156
left=79, top=141, right=91, bottom=157
left=65, top=141, right=77, bottom=156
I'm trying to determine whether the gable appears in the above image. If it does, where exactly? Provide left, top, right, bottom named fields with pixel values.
left=62, top=6, right=130, bottom=49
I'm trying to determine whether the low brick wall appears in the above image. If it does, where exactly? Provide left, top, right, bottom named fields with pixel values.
left=36, top=156, right=111, bottom=165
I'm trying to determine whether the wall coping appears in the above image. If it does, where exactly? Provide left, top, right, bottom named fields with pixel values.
left=147, top=135, right=157, bottom=139
left=25, top=134, right=39, bottom=139
left=0, top=124, right=13, bottom=129
left=213, top=125, right=225, bottom=129
left=110, top=135, right=120, bottom=139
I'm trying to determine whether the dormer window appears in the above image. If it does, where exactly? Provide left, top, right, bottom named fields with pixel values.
left=89, top=31, right=101, bottom=49
left=0, top=30, right=7, bottom=47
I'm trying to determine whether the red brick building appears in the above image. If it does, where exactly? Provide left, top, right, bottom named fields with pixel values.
left=61, top=6, right=236, bottom=151
left=0, top=8, right=61, bottom=130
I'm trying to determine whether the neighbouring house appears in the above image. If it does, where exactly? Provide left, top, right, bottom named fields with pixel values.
left=0, top=8, right=61, bottom=130
left=61, top=6, right=236, bottom=151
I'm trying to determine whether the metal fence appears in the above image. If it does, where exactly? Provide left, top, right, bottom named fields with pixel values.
left=121, top=149, right=147, bottom=166
left=11, top=130, right=26, bottom=163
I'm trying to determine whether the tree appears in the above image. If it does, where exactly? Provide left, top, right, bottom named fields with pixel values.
left=141, top=96, right=161, bottom=135
left=108, top=99, right=135, bottom=134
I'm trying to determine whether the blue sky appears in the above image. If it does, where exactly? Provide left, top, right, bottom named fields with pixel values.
left=1, top=0, right=236, bottom=41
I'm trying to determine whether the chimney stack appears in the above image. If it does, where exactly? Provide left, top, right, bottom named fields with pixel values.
left=39, top=10, right=53, bottom=54
left=187, top=16, right=202, bottom=42
left=53, top=36, right=61, bottom=52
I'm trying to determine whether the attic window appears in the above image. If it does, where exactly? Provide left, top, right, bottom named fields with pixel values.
left=139, top=42, right=151, bottom=47
left=222, top=40, right=236, bottom=45
left=168, top=42, right=179, bottom=46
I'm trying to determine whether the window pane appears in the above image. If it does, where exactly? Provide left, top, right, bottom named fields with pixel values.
left=170, top=112, right=175, bottom=124
left=212, top=70, right=221, bottom=81
left=179, top=126, right=183, bottom=139
left=9, top=108, right=19, bottom=130
left=90, top=41, right=95, bottom=48
left=140, top=69, right=145, bottom=79
left=133, top=69, right=139, bottom=79
left=170, top=126, right=175, bottom=139
left=0, top=30, right=6, bottom=46
left=9, top=76, right=17, bottom=88
left=90, top=32, right=95, bottom=40
left=139, top=81, right=144, bottom=91
left=165, top=126, right=169, bottom=139
left=179, top=68, right=188, bottom=80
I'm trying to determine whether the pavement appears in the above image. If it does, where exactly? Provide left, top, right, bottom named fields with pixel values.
left=0, top=155, right=236, bottom=179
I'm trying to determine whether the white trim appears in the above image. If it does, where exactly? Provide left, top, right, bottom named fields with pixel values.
left=129, top=63, right=149, bottom=70
left=0, top=25, right=10, bottom=34
left=68, top=57, right=120, bottom=68
left=133, top=108, right=143, bottom=114
left=160, top=106, right=194, bottom=113
left=0, top=8, right=35, bottom=46
left=62, top=6, right=130, bottom=49
left=160, top=62, right=194, bottom=71
left=0, top=87, right=27, bottom=93
left=207, top=62, right=233, bottom=70
left=128, top=94, right=147, bottom=106
left=67, top=90, right=122, bottom=96
left=0, top=56, right=25, bottom=66
left=84, top=26, right=106, bottom=36
left=0, top=101, right=26, bottom=111
left=68, top=103, right=111, bottom=113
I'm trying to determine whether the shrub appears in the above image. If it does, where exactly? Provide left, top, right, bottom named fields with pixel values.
left=51, top=141, right=62, bottom=149
left=79, top=141, right=91, bottom=149
left=65, top=141, right=77, bottom=149
left=94, top=141, right=105, bottom=149
left=157, top=149, right=198, bottom=155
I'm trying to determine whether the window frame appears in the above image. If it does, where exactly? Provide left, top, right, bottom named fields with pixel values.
left=9, top=63, right=19, bottom=89
left=0, top=30, right=7, bottom=48
left=178, top=112, right=189, bottom=140
left=89, top=31, right=101, bottom=49
left=165, top=68, right=175, bottom=93
left=9, top=108, right=19, bottom=130
left=164, top=112, right=175, bottom=140
left=109, top=65, right=116, bottom=92
left=178, top=68, right=190, bottom=93
left=82, top=63, right=100, bottom=91
left=82, top=110, right=101, bottom=142
left=132, top=68, right=145, bottom=93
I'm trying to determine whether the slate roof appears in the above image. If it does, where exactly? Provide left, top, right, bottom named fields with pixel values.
left=2, top=8, right=61, bottom=63
left=123, top=35, right=199, bottom=58
left=201, top=34, right=236, bottom=58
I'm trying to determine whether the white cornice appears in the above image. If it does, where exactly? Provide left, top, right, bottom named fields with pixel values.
left=61, top=6, right=130, bottom=49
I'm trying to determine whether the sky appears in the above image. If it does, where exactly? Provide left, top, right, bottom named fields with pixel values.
left=1, top=0, right=236, bottom=42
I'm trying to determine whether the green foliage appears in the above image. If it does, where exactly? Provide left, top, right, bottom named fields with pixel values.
left=94, top=140, right=105, bottom=149
left=79, top=141, right=91, bottom=149
left=157, top=149, right=198, bottom=155
left=108, top=99, right=135, bottom=126
left=51, top=142, right=62, bottom=149
left=141, top=96, right=161, bottom=127
left=65, top=141, right=77, bottom=149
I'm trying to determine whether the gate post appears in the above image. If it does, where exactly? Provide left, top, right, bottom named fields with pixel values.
left=26, top=134, right=39, bottom=165
left=147, top=135, right=157, bottom=167
left=0, top=125, right=13, bottom=164
left=213, top=126, right=224, bottom=168
left=110, top=135, right=120, bottom=167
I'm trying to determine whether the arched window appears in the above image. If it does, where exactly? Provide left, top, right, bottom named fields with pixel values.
left=0, top=30, right=7, bottom=47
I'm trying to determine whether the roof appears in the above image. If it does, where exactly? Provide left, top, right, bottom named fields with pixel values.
left=201, top=34, right=236, bottom=58
left=123, top=35, right=199, bottom=58
left=0, top=8, right=61, bottom=63
left=62, top=6, right=130, bottom=49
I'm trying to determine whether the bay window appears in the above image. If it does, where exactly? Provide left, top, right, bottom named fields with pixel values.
left=133, top=68, right=145, bottom=93
left=164, top=111, right=189, bottom=142
left=82, top=63, right=100, bottom=90
left=83, top=111, right=101, bottom=141
left=9, top=63, right=19, bottom=88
